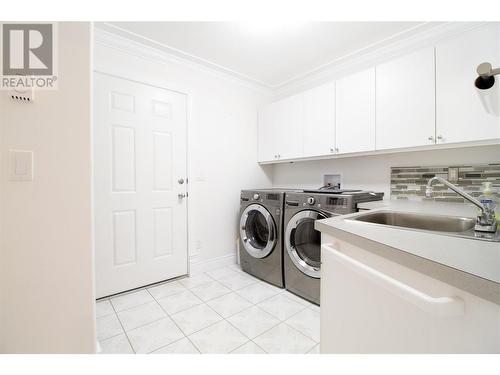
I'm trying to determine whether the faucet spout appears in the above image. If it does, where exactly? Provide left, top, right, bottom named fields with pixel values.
left=426, top=177, right=485, bottom=213
left=426, top=176, right=497, bottom=233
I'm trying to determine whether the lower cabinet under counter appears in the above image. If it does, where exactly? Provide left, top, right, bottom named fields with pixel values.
left=320, top=233, right=500, bottom=354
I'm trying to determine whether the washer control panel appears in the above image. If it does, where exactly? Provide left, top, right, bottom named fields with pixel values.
left=240, top=190, right=287, bottom=208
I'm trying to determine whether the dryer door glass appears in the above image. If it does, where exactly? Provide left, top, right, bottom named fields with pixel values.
left=285, top=210, right=326, bottom=278
left=246, top=210, right=270, bottom=249
left=240, top=204, right=276, bottom=259
left=292, top=218, right=322, bottom=269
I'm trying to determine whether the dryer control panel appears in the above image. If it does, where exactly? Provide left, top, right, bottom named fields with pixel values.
left=285, top=191, right=383, bottom=215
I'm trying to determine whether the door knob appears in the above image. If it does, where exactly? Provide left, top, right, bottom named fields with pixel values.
left=178, top=193, right=186, bottom=199
left=178, top=178, right=185, bottom=185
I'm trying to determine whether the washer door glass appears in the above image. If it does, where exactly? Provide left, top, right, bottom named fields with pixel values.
left=285, top=210, right=326, bottom=278
left=240, top=204, right=276, bottom=259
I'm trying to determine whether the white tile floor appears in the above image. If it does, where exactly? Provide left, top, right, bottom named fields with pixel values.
left=97, top=264, right=320, bottom=354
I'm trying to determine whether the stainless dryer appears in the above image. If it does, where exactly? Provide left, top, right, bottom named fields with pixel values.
left=239, top=189, right=290, bottom=287
left=283, top=190, right=384, bottom=304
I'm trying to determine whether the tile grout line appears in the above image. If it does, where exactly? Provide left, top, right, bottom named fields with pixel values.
left=152, top=271, right=271, bottom=353
left=282, top=320, right=319, bottom=346
left=98, top=266, right=319, bottom=354
left=220, top=291, right=311, bottom=352
left=227, top=337, right=261, bottom=354
left=97, top=270, right=231, bottom=352
left=149, top=335, right=197, bottom=354
left=223, top=284, right=319, bottom=352
left=248, top=339, right=268, bottom=354
left=145, top=287, right=202, bottom=354
left=109, top=297, right=136, bottom=354
left=110, top=271, right=256, bottom=340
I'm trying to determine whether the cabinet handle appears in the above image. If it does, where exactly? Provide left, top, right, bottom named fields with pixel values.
left=428, top=136, right=434, bottom=142
left=437, top=135, right=444, bottom=142
left=335, top=147, right=339, bottom=153
left=330, top=147, right=334, bottom=153
left=278, top=154, right=281, bottom=159
left=322, top=244, right=465, bottom=317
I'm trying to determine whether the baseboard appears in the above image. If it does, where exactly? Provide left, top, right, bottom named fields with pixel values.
left=189, top=252, right=237, bottom=275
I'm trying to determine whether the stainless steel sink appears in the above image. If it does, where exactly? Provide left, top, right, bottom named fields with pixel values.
left=350, top=211, right=475, bottom=232
left=347, top=210, right=499, bottom=242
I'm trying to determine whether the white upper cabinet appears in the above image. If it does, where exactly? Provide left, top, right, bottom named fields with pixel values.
left=275, top=93, right=304, bottom=160
left=258, top=104, right=279, bottom=162
left=335, top=68, right=376, bottom=153
left=376, top=47, right=436, bottom=150
left=258, top=93, right=303, bottom=162
left=257, top=26, right=500, bottom=164
left=302, top=82, right=336, bottom=157
left=436, top=24, right=500, bottom=143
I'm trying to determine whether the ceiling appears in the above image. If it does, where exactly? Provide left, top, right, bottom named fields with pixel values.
left=99, top=22, right=440, bottom=88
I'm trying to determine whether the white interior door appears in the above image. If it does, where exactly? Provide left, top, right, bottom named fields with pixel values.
left=94, top=73, right=188, bottom=298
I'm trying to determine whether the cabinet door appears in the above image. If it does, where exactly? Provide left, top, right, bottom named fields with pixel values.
left=303, top=82, right=336, bottom=157
left=274, top=93, right=304, bottom=160
left=258, top=104, right=280, bottom=162
left=321, top=240, right=500, bottom=353
left=376, top=47, right=436, bottom=150
left=258, top=94, right=304, bottom=162
left=436, top=24, right=500, bottom=143
left=336, top=68, right=376, bottom=153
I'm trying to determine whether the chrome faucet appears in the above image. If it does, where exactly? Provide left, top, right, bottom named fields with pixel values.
left=426, top=176, right=497, bottom=233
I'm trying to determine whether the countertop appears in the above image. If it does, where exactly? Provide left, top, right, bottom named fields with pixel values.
left=315, top=199, right=500, bottom=303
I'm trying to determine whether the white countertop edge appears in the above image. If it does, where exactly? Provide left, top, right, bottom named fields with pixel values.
left=315, top=205, right=500, bottom=284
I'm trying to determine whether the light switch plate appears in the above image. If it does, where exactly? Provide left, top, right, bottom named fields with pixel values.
left=9, top=150, right=33, bottom=181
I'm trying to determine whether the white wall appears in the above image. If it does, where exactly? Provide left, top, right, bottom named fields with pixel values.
left=272, top=145, right=500, bottom=197
left=0, top=22, right=95, bottom=353
left=94, top=29, right=273, bottom=272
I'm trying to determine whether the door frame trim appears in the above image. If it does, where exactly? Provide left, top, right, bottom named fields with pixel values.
left=93, top=44, right=192, bottom=282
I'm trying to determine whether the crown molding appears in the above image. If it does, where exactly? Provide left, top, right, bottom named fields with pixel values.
left=94, top=22, right=490, bottom=98
left=273, top=22, right=489, bottom=97
left=93, top=25, right=274, bottom=95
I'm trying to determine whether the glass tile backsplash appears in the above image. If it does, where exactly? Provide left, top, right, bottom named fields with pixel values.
left=390, top=163, right=500, bottom=202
